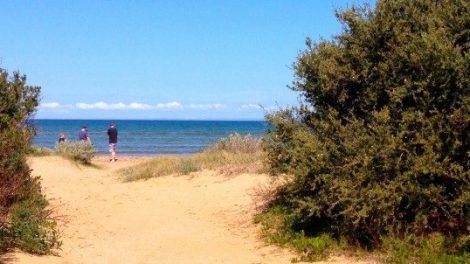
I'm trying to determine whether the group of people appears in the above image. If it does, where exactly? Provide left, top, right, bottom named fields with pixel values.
left=58, top=122, right=118, bottom=162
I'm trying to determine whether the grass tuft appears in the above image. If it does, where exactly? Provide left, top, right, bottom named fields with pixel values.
left=28, top=143, right=98, bottom=166
left=206, top=133, right=261, bottom=153
left=121, top=151, right=265, bottom=181
left=121, top=133, right=264, bottom=181
left=28, top=147, right=55, bottom=157
left=55, top=141, right=97, bottom=165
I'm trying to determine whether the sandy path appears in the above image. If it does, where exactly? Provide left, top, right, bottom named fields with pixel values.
left=3, top=156, right=370, bottom=264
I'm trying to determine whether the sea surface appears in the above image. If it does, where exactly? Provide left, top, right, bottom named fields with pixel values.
left=32, top=119, right=270, bottom=156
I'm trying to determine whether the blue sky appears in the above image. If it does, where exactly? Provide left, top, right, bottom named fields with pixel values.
left=1, top=0, right=373, bottom=120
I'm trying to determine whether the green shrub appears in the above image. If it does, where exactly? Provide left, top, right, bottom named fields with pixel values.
left=0, top=68, right=59, bottom=254
left=0, top=225, right=11, bottom=253
left=254, top=205, right=338, bottom=262
left=382, top=233, right=470, bottom=264
left=1, top=69, right=40, bottom=223
left=263, top=0, right=469, bottom=260
left=56, top=141, right=97, bottom=164
left=8, top=177, right=60, bottom=254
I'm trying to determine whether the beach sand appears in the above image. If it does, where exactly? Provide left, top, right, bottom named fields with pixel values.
left=2, top=156, right=373, bottom=264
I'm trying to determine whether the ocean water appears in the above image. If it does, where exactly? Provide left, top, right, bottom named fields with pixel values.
left=32, top=119, right=270, bottom=155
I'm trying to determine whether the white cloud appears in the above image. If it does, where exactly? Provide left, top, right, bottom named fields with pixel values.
left=129, top=102, right=152, bottom=110
left=213, top=104, right=227, bottom=109
left=40, top=102, right=61, bottom=109
left=188, top=103, right=227, bottom=110
left=46, top=101, right=231, bottom=111
left=76, top=102, right=105, bottom=109
left=156, top=101, right=183, bottom=109
left=75, top=102, right=91, bottom=109
left=94, top=102, right=110, bottom=110
left=108, top=103, right=127, bottom=110
left=76, top=102, right=146, bottom=110
left=40, top=102, right=74, bottom=111
left=240, top=103, right=261, bottom=110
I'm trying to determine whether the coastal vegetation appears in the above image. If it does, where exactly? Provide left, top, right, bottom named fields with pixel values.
left=28, top=147, right=55, bottom=157
left=259, top=0, right=469, bottom=262
left=0, top=68, right=60, bottom=254
left=121, top=133, right=264, bottom=181
left=55, top=141, right=97, bottom=165
left=3, top=0, right=468, bottom=261
left=29, top=141, right=97, bottom=165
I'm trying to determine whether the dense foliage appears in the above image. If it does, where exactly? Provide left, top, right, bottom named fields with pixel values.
left=0, top=68, right=59, bottom=254
left=263, top=0, right=469, bottom=249
left=0, top=69, right=40, bottom=222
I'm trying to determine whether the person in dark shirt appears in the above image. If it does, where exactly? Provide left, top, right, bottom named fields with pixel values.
left=78, top=126, right=90, bottom=141
left=107, top=122, right=118, bottom=162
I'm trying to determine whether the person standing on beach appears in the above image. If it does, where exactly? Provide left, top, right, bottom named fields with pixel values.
left=58, top=132, right=67, bottom=143
left=78, top=126, right=90, bottom=141
left=107, top=122, right=118, bottom=162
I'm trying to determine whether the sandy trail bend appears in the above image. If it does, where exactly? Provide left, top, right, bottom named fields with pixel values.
left=5, top=156, right=366, bottom=264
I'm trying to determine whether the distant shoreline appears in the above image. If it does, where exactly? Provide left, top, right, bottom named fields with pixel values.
left=33, top=119, right=269, bottom=156
left=31, top=118, right=267, bottom=122
left=95, top=153, right=191, bottom=159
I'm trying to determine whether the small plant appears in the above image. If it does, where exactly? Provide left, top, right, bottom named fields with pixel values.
left=2, top=177, right=60, bottom=255
left=9, top=197, right=60, bottom=254
left=206, top=133, right=261, bottom=154
left=28, top=147, right=55, bottom=157
left=382, top=233, right=470, bottom=264
left=177, top=159, right=201, bottom=174
left=0, top=224, right=12, bottom=254
left=56, top=141, right=97, bottom=164
left=254, top=205, right=337, bottom=262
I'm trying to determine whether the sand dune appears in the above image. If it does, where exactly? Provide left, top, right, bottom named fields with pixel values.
left=3, top=156, right=370, bottom=264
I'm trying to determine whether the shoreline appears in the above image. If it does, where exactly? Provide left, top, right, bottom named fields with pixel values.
left=31, top=146, right=197, bottom=159
left=94, top=152, right=194, bottom=159
left=32, top=120, right=269, bottom=157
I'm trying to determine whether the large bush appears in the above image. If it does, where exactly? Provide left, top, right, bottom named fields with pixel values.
left=264, top=0, right=469, bottom=248
left=0, top=68, right=59, bottom=254
left=0, top=69, right=40, bottom=223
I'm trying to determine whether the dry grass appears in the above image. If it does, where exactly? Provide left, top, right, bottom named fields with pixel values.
left=56, top=141, right=96, bottom=165
left=28, top=147, right=55, bottom=157
left=120, top=151, right=266, bottom=182
left=206, top=133, right=261, bottom=153
left=121, top=133, right=265, bottom=181
left=250, top=176, right=292, bottom=214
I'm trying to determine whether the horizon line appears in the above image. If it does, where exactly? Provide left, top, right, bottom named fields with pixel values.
left=32, top=118, right=267, bottom=122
